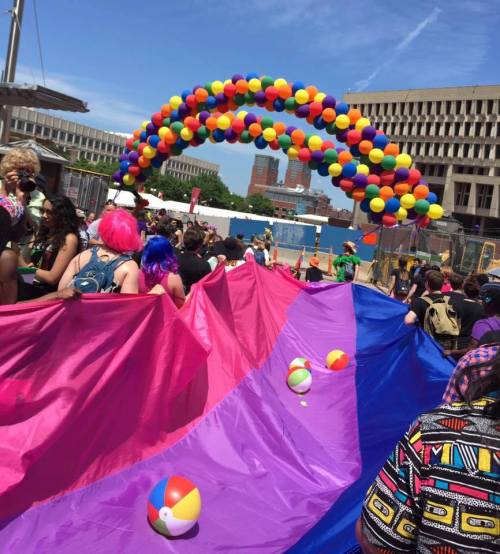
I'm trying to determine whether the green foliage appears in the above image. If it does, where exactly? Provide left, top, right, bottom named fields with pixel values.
left=71, top=157, right=119, bottom=176
left=245, top=194, right=275, bottom=216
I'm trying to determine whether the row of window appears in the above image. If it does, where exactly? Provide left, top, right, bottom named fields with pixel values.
left=455, top=182, right=495, bottom=210
left=354, top=98, right=498, bottom=118
left=401, top=140, right=499, bottom=160
left=11, top=118, right=122, bottom=154
left=79, top=151, right=117, bottom=165
left=384, top=120, right=500, bottom=138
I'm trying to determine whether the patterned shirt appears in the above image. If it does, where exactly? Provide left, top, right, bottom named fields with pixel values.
left=361, top=395, right=500, bottom=553
left=442, top=345, right=499, bottom=404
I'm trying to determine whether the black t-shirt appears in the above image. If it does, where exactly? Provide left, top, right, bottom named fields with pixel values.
left=305, top=266, right=323, bottom=282
left=391, top=268, right=411, bottom=295
left=445, top=291, right=485, bottom=348
left=177, top=251, right=211, bottom=293
left=411, top=270, right=426, bottom=298
left=410, top=293, right=448, bottom=326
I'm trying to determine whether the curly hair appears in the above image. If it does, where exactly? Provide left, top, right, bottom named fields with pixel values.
left=0, top=148, right=41, bottom=177
left=140, top=235, right=178, bottom=289
left=36, top=195, right=80, bottom=252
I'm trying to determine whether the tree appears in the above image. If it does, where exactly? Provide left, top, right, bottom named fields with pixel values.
left=70, top=157, right=119, bottom=176
left=245, top=194, right=275, bottom=216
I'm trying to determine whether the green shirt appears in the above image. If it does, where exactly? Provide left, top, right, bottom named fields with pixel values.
left=333, top=254, right=360, bottom=282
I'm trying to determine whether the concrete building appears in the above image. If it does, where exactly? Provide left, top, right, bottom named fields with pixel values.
left=263, top=185, right=332, bottom=218
left=160, top=154, right=219, bottom=182
left=247, top=154, right=280, bottom=196
left=284, top=159, right=311, bottom=190
left=344, top=85, right=500, bottom=234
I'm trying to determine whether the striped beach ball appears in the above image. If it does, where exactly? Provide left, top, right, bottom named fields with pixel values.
left=326, top=349, right=350, bottom=371
left=287, top=367, right=312, bottom=394
left=147, top=476, right=201, bottom=537
left=288, top=357, right=312, bottom=371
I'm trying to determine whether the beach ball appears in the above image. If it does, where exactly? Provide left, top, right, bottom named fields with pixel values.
left=289, top=357, right=312, bottom=371
left=287, top=368, right=312, bottom=394
left=326, top=349, right=349, bottom=371
left=147, top=476, right=201, bottom=537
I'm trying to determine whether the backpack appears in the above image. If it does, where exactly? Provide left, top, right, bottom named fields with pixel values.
left=422, top=296, right=460, bottom=345
left=71, top=247, right=131, bottom=293
left=395, top=270, right=411, bottom=295
left=343, top=259, right=355, bottom=281
left=253, top=248, right=266, bottom=266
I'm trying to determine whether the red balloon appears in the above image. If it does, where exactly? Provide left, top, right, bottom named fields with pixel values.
left=186, top=94, right=198, bottom=108
left=346, top=130, right=362, bottom=145
left=231, top=119, right=245, bottom=133
left=137, top=142, right=147, bottom=155
left=151, top=112, right=163, bottom=127
left=128, top=164, right=140, bottom=176
left=125, top=138, right=134, bottom=150
left=265, top=86, right=279, bottom=101
left=223, top=83, right=237, bottom=97
left=408, top=168, right=422, bottom=186
left=298, top=148, right=312, bottom=162
left=340, top=179, right=354, bottom=192
left=417, top=215, right=430, bottom=228
left=321, top=140, right=335, bottom=151
left=380, top=171, right=395, bottom=186
left=269, top=139, right=281, bottom=150
left=367, top=174, right=381, bottom=185
left=382, top=213, right=397, bottom=227
left=362, top=232, right=378, bottom=245
left=309, top=102, right=323, bottom=117
left=156, top=140, right=170, bottom=154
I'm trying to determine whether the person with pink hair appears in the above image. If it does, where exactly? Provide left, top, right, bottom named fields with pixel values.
left=59, top=209, right=142, bottom=294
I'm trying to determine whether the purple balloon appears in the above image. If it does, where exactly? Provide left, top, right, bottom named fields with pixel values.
left=394, top=167, right=410, bottom=182
left=361, top=126, right=377, bottom=141
left=215, top=93, right=227, bottom=105
left=311, top=150, right=324, bottom=163
left=370, top=211, right=383, bottom=223
left=371, top=165, right=382, bottom=175
left=353, top=174, right=368, bottom=188
left=406, top=208, right=417, bottom=220
left=337, top=146, right=345, bottom=153
left=146, top=123, right=156, bottom=135
left=331, top=176, right=341, bottom=187
left=232, top=74, right=244, bottom=84
left=199, top=111, right=211, bottom=124
left=285, top=126, right=296, bottom=136
left=136, top=173, right=146, bottom=182
left=119, top=153, right=129, bottom=162
left=224, top=128, right=237, bottom=141
left=295, top=105, right=310, bottom=118
left=244, top=113, right=258, bottom=126
left=178, top=103, right=190, bottom=118
left=254, top=91, right=267, bottom=105
left=112, top=171, right=123, bottom=182
left=322, top=95, right=336, bottom=109
left=128, top=151, right=139, bottom=163
left=336, top=130, right=349, bottom=142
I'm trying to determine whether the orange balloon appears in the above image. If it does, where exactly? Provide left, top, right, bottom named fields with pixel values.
left=160, top=104, right=171, bottom=117
left=227, top=100, right=238, bottom=111
left=133, top=129, right=141, bottom=139
left=235, top=79, right=249, bottom=94
left=384, top=143, right=400, bottom=156
left=306, top=85, right=318, bottom=101
left=322, top=108, right=336, bottom=122
left=338, top=150, right=353, bottom=165
left=265, top=100, right=274, bottom=112
left=348, top=108, right=362, bottom=124
left=359, top=140, right=373, bottom=155
left=138, top=156, right=150, bottom=168
left=379, top=186, right=395, bottom=200
left=306, top=114, right=315, bottom=124
left=352, top=188, right=366, bottom=202
left=273, top=121, right=286, bottom=135
left=205, top=117, right=218, bottom=131
left=363, top=233, right=378, bottom=246
left=413, top=184, right=430, bottom=199
left=291, top=129, right=305, bottom=146
left=249, top=122, right=263, bottom=137
left=278, top=84, right=292, bottom=99
left=394, top=182, right=410, bottom=196
left=195, top=87, right=208, bottom=102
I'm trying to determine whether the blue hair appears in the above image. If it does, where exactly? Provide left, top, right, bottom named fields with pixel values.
left=141, top=236, right=178, bottom=289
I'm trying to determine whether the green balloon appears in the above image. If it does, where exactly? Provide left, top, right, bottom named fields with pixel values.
left=346, top=191, right=353, bottom=199
left=204, top=82, right=213, bottom=95
left=171, top=121, right=184, bottom=134
left=261, top=116, right=274, bottom=129
left=197, top=126, right=208, bottom=139
left=308, top=160, right=319, bottom=170
left=304, top=132, right=313, bottom=145
left=284, top=97, right=296, bottom=111
left=133, top=140, right=140, bottom=150
left=240, top=130, right=253, bottom=143
left=244, top=92, right=255, bottom=105
left=381, top=155, right=397, bottom=170
left=162, top=117, right=171, bottom=127
left=261, top=76, right=274, bottom=90
left=170, top=144, right=182, bottom=156
left=233, top=94, right=246, bottom=106
left=197, top=103, right=207, bottom=112
left=414, top=199, right=430, bottom=215
left=325, top=122, right=337, bottom=135
left=278, top=134, right=292, bottom=148
left=365, top=184, right=380, bottom=199
left=323, top=149, right=338, bottom=164
left=359, top=154, right=370, bottom=165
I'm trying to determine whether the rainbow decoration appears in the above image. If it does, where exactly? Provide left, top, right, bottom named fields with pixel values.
left=115, top=73, right=445, bottom=227
left=0, top=266, right=453, bottom=552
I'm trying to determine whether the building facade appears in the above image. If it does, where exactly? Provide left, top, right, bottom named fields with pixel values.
left=160, top=154, right=219, bottom=182
left=283, top=159, right=312, bottom=190
left=262, top=185, right=332, bottom=219
left=344, top=85, right=500, bottom=234
left=247, top=154, right=280, bottom=196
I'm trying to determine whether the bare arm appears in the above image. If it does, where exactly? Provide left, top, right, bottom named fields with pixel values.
left=388, top=274, right=396, bottom=295
left=170, top=273, right=185, bottom=308
left=35, top=234, right=79, bottom=287
left=404, top=309, right=418, bottom=326
left=406, top=282, right=417, bottom=303
left=119, top=261, right=140, bottom=294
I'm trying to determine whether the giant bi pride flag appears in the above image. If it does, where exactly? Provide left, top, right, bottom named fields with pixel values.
left=0, top=263, right=453, bottom=553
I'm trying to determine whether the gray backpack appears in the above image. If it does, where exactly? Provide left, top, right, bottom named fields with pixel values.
left=71, top=247, right=130, bottom=293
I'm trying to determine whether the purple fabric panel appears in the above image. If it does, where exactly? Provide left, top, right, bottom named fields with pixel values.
left=0, top=285, right=361, bottom=553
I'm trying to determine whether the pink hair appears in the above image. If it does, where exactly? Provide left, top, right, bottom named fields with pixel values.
left=98, top=209, right=143, bottom=253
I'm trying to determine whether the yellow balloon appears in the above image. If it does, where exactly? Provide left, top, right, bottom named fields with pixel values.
left=158, top=127, right=168, bottom=140
left=370, top=197, right=385, bottom=213
left=400, top=193, right=416, bottom=209
left=396, top=153, right=412, bottom=168
left=314, top=92, right=326, bottom=103
left=368, top=148, right=384, bottom=164
left=357, top=164, right=370, bottom=175
left=262, top=127, right=276, bottom=141
left=336, top=114, right=350, bottom=129
left=274, top=78, right=287, bottom=88
left=223, top=79, right=232, bottom=86
left=294, top=89, right=309, bottom=104
left=180, top=127, right=193, bottom=141
left=308, top=135, right=323, bottom=151
left=248, top=78, right=262, bottom=93
left=169, top=95, right=183, bottom=109
left=143, top=145, right=157, bottom=159
left=211, top=80, right=224, bottom=95
left=328, top=163, right=342, bottom=177
left=396, top=207, right=408, bottom=220
left=217, top=115, right=231, bottom=130
left=355, top=117, right=371, bottom=131
left=428, top=204, right=444, bottom=219
left=141, top=120, right=150, bottom=131
left=237, top=110, right=248, bottom=120
left=122, top=173, right=135, bottom=186
left=287, top=146, right=299, bottom=160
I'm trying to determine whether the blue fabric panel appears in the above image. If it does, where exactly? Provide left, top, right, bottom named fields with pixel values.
left=273, top=222, right=316, bottom=249
left=318, top=227, right=376, bottom=261
left=228, top=218, right=271, bottom=241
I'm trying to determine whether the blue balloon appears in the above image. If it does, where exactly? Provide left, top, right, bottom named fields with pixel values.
left=119, top=160, right=130, bottom=172
left=427, top=192, right=438, bottom=204
left=317, top=163, right=330, bottom=177
left=273, top=98, right=285, bottom=112
left=246, top=72, right=259, bottom=80
left=170, top=110, right=181, bottom=122
left=212, top=129, right=226, bottom=143
left=342, top=162, right=357, bottom=178
left=373, top=134, right=389, bottom=149
left=255, top=136, right=268, bottom=149
left=181, top=89, right=192, bottom=101
left=360, top=198, right=371, bottom=213
left=139, top=131, right=147, bottom=142
left=335, top=102, right=349, bottom=115
left=175, top=138, right=190, bottom=149
left=292, top=80, right=305, bottom=93
left=350, top=145, right=361, bottom=158
left=313, top=116, right=327, bottom=130
left=151, top=157, right=164, bottom=168
left=206, top=96, right=217, bottom=109
left=385, top=198, right=400, bottom=213
left=148, top=135, right=160, bottom=148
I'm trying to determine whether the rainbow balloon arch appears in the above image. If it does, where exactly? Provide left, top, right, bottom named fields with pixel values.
left=114, top=73, right=444, bottom=227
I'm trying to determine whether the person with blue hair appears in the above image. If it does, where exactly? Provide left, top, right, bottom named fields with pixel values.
left=139, top=236, right=185, bottom=308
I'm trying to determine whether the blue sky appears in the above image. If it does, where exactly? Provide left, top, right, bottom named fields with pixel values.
left=1, top=0, right=499, bottom=209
